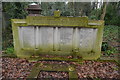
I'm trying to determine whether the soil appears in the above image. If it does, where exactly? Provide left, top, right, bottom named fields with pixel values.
left=2, top=57, right=120, bottom=79
left=37, top=71, right=69, bottom=79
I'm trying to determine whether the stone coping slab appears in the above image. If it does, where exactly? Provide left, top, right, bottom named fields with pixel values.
left=27, top=62, right=78, bottom=79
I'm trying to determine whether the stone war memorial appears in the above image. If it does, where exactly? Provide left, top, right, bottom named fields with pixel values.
left=11, top=3, right=105, bottom=79
left=11, top=3, right=104, bottom=61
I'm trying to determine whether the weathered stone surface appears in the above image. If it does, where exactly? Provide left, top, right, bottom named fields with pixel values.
left=18, top=26, right=98, bottom=55
left=59, top=28, right=73, bottom=51
left=26, top=16, right=88, bottom=27
left=39, top=27, right=53, bottom=51
left=79, top=28, right=98, bottom=52
left=18, top=26, right=35, bottom=49
left=12, top=16, right=104, bottom=60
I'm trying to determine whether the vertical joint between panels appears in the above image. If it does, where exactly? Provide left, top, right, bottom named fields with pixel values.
left=35, top=26, right=39, bottom=49
left=34, top=26, right=36, bottom=49
left=39, top=27, right=41, bottom=48
left=20, top=26, right=24, bottom=49
left=73, top=27, right=79, bottom=51
left=57, top=27, right=59, bottom=51
left=53, top=27, right=59, bottom=51
left=72, top=27, right=75, bottom=51
left=53, top=27, right=55, bottom=51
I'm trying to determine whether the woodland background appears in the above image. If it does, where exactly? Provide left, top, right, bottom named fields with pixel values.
left=2, top=1, right=120, bottom=56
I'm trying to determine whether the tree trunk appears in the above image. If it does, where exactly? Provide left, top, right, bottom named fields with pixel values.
left=100, top=2, right=107, bottom=20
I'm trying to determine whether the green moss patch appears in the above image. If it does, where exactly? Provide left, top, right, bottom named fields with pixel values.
left=27, top=62, right=78, bottom=79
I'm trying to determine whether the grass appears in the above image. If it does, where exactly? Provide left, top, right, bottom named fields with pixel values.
left=102, top=25, right=119, bottom=56
left=2, top=47, right=17, bottom=58
left=103, top=25, right=119, bottom=42
left=5, top=47, right=14, bottom=54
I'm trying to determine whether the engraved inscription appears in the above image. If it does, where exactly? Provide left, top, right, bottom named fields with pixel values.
left=19, top=27, right=35, bottom=48
left=40, top=27, right=53, bottom=50
left=79, top=28, right=97, bottom=51
left=59, top=28, right=73, bottom=51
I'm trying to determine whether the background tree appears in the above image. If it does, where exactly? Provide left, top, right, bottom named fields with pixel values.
left=2, top=2, right=120, bottom=51
left=105, top=2, right=120, bottom=25
left=2, top=2, right=29, bottom=50
left=100, top=2, right=107, bottom=20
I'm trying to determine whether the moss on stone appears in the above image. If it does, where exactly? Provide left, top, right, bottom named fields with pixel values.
left=11, top=15, right=104, bottom=60
left=27, top=62, right=78, bottom=79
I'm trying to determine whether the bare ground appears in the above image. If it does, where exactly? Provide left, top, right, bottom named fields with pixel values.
left=2, top=57, right=120, bottom=79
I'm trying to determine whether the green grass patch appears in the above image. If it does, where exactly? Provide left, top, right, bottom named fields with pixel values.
left=103, top=25, right=119, bottom=42
left=102, top=25, right=119, bottom=56
left=2, top=47, right=17, bottom=58
left=5, top=47, right=14, bottom=54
